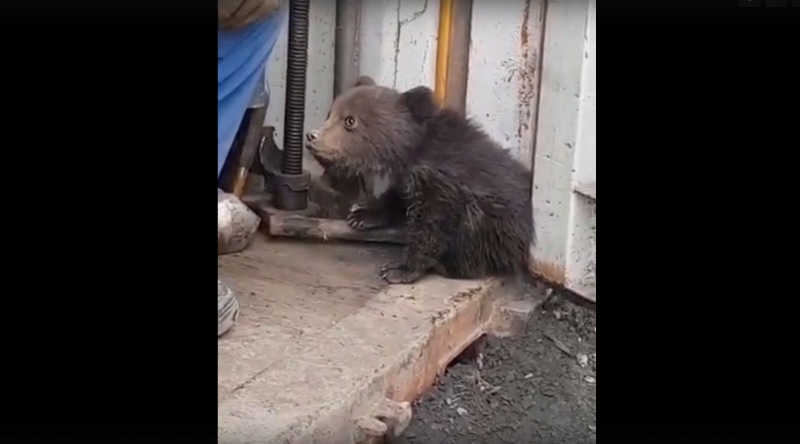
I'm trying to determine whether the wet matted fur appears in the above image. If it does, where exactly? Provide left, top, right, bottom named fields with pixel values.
left=306, top=76, right=533, bottom=284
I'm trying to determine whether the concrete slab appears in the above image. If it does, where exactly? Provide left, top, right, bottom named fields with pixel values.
left=218, top=235, right=512, bottom=444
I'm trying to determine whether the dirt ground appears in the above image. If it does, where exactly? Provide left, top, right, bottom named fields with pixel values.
left=395, top=285, right=597, bottom=444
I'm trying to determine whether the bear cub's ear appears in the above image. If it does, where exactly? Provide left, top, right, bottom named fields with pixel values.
left=399, top=86, right=438, bottom=123
left=353, top=75, right=376, bottom=87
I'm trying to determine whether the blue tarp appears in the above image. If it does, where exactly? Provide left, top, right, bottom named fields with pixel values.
left=217, top=5, right=286, bottom=178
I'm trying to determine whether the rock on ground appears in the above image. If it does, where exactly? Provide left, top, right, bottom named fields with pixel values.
left=218, top=189, right=260, bottom=255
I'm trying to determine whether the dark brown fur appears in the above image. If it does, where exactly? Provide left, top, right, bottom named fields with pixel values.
left=306, top=76, right=533, bottom=284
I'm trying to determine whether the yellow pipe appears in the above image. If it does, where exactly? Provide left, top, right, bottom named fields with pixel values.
left=434, top=0, right=455, bottom=107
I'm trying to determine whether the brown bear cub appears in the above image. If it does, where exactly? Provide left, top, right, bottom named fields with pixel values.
left=305, top=76, right=533, bottom=284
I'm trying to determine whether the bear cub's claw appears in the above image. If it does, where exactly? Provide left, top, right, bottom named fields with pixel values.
left=347, top=205, right=389, bottom=231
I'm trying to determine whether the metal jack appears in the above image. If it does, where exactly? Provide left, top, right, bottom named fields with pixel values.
left=240, top=0, right=322, bottom=231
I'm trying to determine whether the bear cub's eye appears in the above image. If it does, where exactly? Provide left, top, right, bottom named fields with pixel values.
left=343, top=116, right=357, bottom=129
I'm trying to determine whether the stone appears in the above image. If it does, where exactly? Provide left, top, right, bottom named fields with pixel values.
left=218, top=189, right=261, bottom=255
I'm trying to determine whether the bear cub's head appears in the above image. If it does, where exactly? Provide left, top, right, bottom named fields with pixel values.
left=305, top=76, right=438, bottom=175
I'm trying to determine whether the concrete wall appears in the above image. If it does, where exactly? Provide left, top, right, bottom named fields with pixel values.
left=357, top=0, right=439, bottom=92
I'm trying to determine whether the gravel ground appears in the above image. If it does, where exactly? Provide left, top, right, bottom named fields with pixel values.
left=396, top=287, right=597, bottom=444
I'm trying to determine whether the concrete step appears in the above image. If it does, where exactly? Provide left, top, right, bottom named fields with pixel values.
left=218, top=236, right=533, bottom=444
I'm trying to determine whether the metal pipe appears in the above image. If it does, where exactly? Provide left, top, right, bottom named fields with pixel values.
left=443, top=0, right=473, bottom=115
left=433, top=0, right=454, bottom=107
left=334, top=0, right=361, bottom=97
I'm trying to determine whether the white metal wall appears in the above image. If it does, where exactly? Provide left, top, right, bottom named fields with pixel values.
left=530, top=0, right=596, bottom=301
left=466, top=0, right=546, bottom=168
left=262, top=0, right=596, bottom=301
